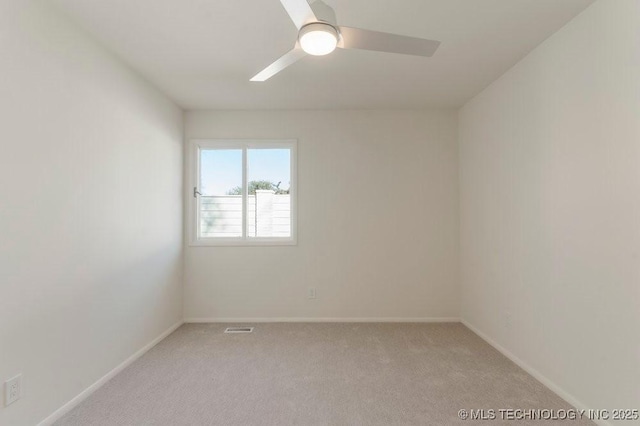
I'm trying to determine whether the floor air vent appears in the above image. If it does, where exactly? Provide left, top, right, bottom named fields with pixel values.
left=224, top=327, right=254, bottom=334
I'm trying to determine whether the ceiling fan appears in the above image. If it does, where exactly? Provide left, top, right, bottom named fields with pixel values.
left=251, top=0, right=441, bottom=81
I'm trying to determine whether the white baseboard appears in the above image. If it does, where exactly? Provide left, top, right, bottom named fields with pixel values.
left=184, top=317, right=460, bottom=323
left=461, top=319, right=612, bottom=426
left=38, top=321, right=183, bottom=426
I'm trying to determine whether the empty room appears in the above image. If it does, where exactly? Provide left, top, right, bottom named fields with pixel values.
left=1, top=0, right=638, bottom=425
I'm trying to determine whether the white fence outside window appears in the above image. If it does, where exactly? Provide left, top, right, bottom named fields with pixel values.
left=200, top=190, right=291, bottom=238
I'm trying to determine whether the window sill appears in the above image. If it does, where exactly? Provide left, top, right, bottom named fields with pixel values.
left=189, top=238, right=297, bottom=247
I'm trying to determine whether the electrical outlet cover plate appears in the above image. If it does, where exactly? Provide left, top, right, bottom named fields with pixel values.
left=5, top=374, right=22, bottom=406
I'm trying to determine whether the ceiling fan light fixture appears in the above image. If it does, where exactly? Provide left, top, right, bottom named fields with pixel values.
left=298, top=23, right=338, bottom=56
left=250, top=0, right=441, bottom=81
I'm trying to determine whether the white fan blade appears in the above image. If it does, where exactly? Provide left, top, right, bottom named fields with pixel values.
left=309, top=0, right=337, bottom=26
left=338, top=26, right=440, bottom=57
left=279, top=0, right=317, bottom=29
left=250, top=45, right=307, bottom=82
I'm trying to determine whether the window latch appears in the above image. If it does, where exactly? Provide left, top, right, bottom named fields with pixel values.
left=193, top=187, right=202, bottom=198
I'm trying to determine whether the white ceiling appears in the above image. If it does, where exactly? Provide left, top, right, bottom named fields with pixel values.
left=52, top=0, right=594, bottom=110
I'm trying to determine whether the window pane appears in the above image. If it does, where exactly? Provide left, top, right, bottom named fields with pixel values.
left=247, top=148, right=291, bottom=238
left=199, top=149, right=242, bottom=238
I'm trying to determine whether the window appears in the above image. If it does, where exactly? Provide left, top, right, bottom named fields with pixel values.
left=189, top=140, right=297, bottom=245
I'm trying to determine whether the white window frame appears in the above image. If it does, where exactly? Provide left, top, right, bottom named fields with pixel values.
left=188, top=139, right=297, bottom=246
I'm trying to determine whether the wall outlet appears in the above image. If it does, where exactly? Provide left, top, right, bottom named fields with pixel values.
left=307, top=287, right=317, bottom=299
left=4, top=374, right=22, bottom=406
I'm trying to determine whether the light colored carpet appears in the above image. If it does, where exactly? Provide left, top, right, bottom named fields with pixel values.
left=55, top=323, right=594, bottom=425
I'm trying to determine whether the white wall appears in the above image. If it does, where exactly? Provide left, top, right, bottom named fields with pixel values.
left=0, top=1, right=183, bottom=425
left=459, top=0, right=640, bottom=417
left=184, top=110, right=459, bottom=321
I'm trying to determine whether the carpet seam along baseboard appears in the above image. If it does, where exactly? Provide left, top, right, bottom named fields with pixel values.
left=460, top=319, right=611, bottom=426
left=42, top=318, right=603, bottom=426
left=53, top=322, right=597, bottom=426
left=184, top=317, right=461, bottom=323
left=38, top=321, right=184, bottom=426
